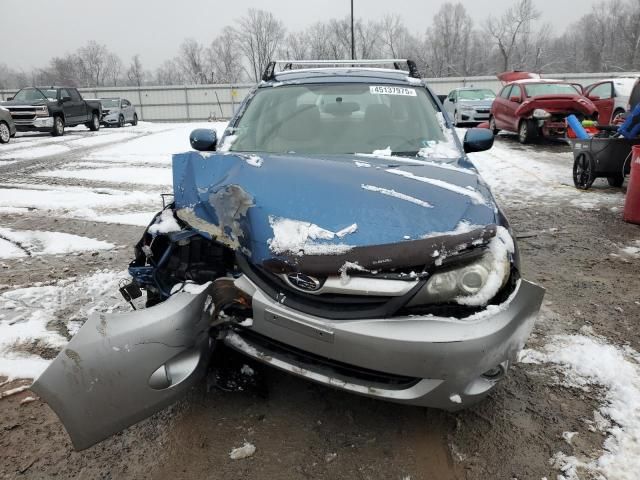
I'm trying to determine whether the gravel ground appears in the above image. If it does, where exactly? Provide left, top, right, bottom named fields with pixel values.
left=1, top=128, right=638, bottom=480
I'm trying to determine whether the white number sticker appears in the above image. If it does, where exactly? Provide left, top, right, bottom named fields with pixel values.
left=369, top=86, right=417, bottom=96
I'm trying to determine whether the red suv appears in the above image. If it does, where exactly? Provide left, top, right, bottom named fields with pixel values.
left=490, top=73, right=598, bottom=144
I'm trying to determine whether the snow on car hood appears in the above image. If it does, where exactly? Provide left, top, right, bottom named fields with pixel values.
left=172, top=151, right=499, bottom=273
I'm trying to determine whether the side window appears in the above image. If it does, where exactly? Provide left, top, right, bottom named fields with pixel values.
left=59, top=88, right=71, bottom=100
left=512, top=85, right=523, bottom=99
left=499, top=86, right=512, bottom=99
left=589, top=82, right=613, bottom=100
left=123, top=99, right=131, bottom=107
left=69, top=89, right=82, bottom=101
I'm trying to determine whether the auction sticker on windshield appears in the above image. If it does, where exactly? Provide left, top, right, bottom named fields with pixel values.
left=370, top=86, right=417, bottom=96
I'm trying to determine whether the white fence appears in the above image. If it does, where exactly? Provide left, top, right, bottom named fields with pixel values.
left=1, top=72, right=638, bottom=122
left=0, top=84, right=254, bottom=122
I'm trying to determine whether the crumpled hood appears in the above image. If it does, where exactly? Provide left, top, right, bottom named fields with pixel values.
left=516, top=95, right=597, bottom=117
left=172, top=151, right=499, bottom=273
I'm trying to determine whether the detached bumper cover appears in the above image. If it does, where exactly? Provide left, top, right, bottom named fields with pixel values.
left=226, top=277, right=544, bottom=409
left=31, top=287, right=213, bottom=451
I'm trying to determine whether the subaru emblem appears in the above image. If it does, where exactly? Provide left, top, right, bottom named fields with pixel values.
left=286, top=273, right=321, bottom=292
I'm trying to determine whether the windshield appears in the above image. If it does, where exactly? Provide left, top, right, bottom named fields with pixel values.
left=458, top=89, right=495, bottom=101
left=13, top=88, right=57, bottom=102
left=229, top=84, right=456, bottom=156
left=524, top=83, right=580, bottom=96
left=100, top=99, right=120, bottom=108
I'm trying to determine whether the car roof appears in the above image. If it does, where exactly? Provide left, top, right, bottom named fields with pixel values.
left=267, top=67, right=421, bottom=86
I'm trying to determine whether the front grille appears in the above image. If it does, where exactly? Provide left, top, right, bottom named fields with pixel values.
left=236, top=329, right=421, bottom=390
left=475, top=108, right=490, bottom=114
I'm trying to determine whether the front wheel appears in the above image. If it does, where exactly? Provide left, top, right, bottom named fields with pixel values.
left=51, top=116, right=64, bottom=136
left=132, top=113, right=138, bottom=126
left=573, top=153, right=596, bottom=190
left=0, top=121, right=10, bottom=144
left=518, top=120, right=537, bottom=144
left=489, top=116, right=500, bottom=135
left=89, top=113, right=100, bottom=131
left=117, top=115, right=124, bottom=128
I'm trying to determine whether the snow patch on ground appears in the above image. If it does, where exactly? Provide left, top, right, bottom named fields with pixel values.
left=0, top=270, right=129, bottom=380
left=521, top=333, right=640, bottom=480
left=229, top=442, right=256, bottom=460
left=36, top=167, right=172, bottom=186
left=467, top=132, right=625, bottom=210
left=0, top=227, right=114, bottom=259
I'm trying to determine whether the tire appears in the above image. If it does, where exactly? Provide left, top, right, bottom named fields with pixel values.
left=0, top=121, right=10, bottom=144
left=132, top=113, right=138, bottom=126
left=117, top=115, right=125, bottom=128
left=607, top=174, right=624, bottom=187
left=89, top=113, right=100, bottom=131
left=518, top=119, right=537, bottom=144
left=489, top=116, right=500, bottom=135
left=573, top=153, right=596, bottom=190
left=51, top=116, right=64, bottom=136
left=453, top=110, right=459, bottom=127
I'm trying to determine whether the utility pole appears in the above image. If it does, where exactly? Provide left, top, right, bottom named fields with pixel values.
left=351, top=0, right=355, bottom=60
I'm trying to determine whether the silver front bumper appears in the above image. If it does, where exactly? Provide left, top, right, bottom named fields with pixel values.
left=226, top=277, right=544, bottom=410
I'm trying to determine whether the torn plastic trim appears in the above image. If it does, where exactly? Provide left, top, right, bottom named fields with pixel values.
left=31, top=286, right=214, bottom=451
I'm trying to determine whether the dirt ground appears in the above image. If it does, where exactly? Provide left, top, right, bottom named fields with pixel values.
left=1, top=133, right=639, bottom=480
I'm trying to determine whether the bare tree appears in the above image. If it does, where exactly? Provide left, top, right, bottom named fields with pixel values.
left=427, top=3, right=473, bottom=76
left=177, top=38, right=208, bottom=84
left=127, top=55, right=145, bottom=87
left=485, top=0, right=540, bottom=72
left=156, top=59, right=185, bottom=85
left=235, top=8, right=286, bottom=81
left=77, top=41, right=109, bottom=86
left=208, top=27, right=244, bottom=83
left=105, top=53, right=123, bottom=86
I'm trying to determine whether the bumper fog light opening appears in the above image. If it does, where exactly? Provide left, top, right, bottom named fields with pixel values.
left=482, top=364, right=506, bottom=380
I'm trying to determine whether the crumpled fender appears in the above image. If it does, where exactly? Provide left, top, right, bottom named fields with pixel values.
left=516, top=96, right=598, bottom=117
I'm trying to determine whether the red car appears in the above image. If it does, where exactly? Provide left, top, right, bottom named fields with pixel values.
left=489, top=72, right=598, bottom=144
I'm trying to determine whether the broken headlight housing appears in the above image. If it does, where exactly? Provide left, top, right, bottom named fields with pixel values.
left=532, top=109, right=551, bottom=120
left=407, top=250, right=511, bottom=308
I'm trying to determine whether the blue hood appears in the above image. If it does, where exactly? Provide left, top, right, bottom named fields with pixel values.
left=172, top=151, right=499, bottom=273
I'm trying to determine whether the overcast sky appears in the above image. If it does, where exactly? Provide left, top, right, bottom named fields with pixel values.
left=2, top=0, right=593, bottom=71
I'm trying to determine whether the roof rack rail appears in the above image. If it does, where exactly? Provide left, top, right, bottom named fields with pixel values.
left=261, top=59, right=421, bottom=81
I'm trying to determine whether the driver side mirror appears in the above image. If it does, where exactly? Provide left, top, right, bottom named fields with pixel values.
left=190, top=129, right=218, bottom=151
left=6, top=96, right=13, bottom=101
left=448, top=97, right=455, bottom=102
left=463, top=128, right=494, bottom=154
left=61, top=96, right=72, bottom=103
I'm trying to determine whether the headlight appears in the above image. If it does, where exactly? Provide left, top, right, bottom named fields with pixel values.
left=533, top=109, right=551, bottom=119
left=407, top=227, right=514, bottom=308
left=35, top=106, right=49, bottom=117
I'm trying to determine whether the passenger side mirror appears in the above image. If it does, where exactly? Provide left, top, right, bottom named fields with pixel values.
left=448, top=97, right=455, bottom=102
left=463, top=128, right=494, bottom=154
left=509, top=96, right=522, bottom=103
left=6, top=96, right=13, bottom=101
left=190, top=129, right=218, bottom=151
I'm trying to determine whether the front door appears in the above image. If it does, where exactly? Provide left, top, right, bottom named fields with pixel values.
left=586, top=82, right=614, bottom=124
